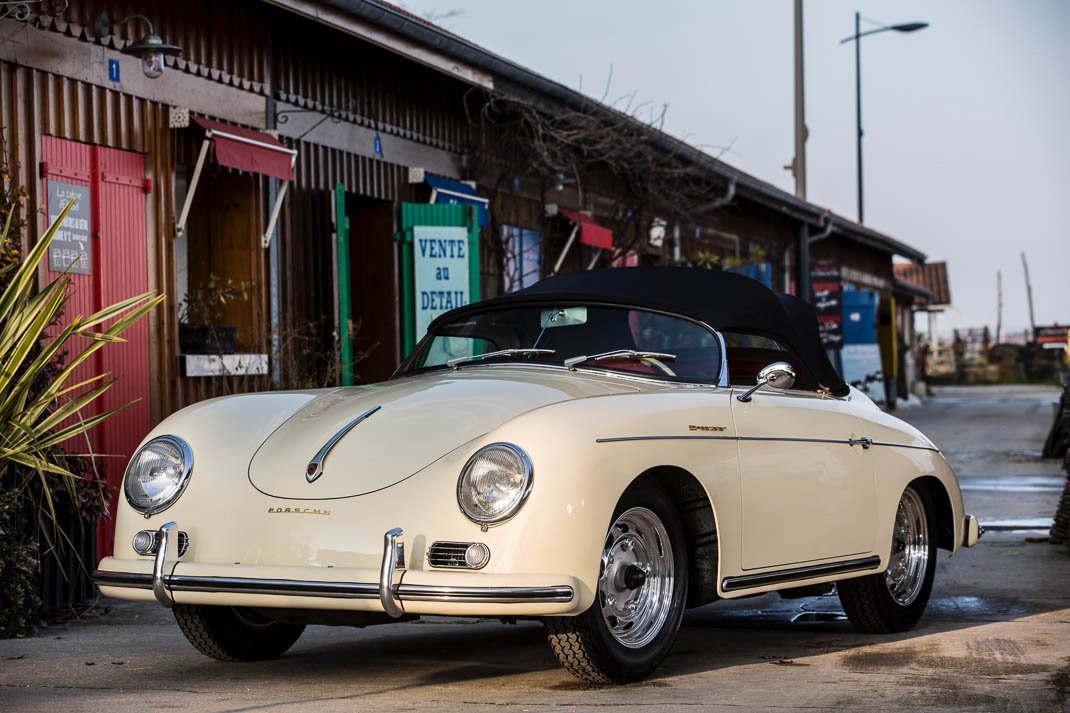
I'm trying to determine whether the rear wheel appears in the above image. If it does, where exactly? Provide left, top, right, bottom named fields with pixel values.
left=173, top=605, right=305, bottom=661
left=545, top=480, right=688, bottom=683
left=838, top=484, right=937, bottom=633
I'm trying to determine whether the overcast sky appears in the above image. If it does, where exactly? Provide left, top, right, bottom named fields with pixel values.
left=403, top=0, right=1069, bottom=335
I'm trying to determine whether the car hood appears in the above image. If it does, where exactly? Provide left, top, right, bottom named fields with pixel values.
left=248, top=366, right=646, bottom=500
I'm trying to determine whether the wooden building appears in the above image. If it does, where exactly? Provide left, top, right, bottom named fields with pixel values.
left=1, top=0, right=931, bottom=559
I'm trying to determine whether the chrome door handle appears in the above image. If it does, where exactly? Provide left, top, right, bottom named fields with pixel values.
left=848, top=437, right=872, bottom=449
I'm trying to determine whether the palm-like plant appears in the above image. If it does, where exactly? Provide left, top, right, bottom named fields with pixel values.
left=0, top=199, right=163, bottom=536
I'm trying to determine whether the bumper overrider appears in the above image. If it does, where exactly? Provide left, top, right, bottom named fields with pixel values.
left=963, top=514, right=983, bottom=547
left=93, top=522, right=577, bottom=616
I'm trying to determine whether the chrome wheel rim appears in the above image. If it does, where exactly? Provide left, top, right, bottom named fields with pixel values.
left=597, top=506, right=675, bottom=649
left=885, top=488, right=929, bottom=605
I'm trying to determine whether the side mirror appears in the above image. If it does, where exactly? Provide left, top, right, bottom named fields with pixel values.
left=736, top=361, right=796, bottom=402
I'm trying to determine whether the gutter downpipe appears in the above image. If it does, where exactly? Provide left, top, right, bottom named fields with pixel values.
left=797, top=222, right=810, bottom=300
left=798, top=211, right=832, bottom=301
left=809, top=210, right=835, bottom=244
left=693, top=177, right=737, bottom=214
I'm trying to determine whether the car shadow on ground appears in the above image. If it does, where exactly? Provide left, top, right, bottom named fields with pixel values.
left=182, top=534, right=1069, bottom=700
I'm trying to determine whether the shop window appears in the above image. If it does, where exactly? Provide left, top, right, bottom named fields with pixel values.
left=174, top=165, right=262, bottom=356
left=502, top=225, right=541, bottom=293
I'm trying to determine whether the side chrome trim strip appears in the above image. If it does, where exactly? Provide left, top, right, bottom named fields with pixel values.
left=595, top=434, right=938, bottom=452
left=305, top=405, right=382, bottom=483
left=596, top=434, right=850, bottom=446
left=868, top=439, right=940, bottom=452
left=597, top=435, right=736, bottom=443
left=721, top=554, right=882, bottom=592
left=93, top=571, right=575, bottom=604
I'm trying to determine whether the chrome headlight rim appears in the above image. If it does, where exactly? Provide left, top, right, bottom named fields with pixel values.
left=123, top=435, right=194, bottom=517
left=456, top=442, right=534, bottom=527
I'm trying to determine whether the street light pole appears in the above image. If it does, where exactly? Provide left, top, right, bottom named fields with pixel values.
left=841, top=15, right=928, bottom=225
left=854, top=11, right=863, bottom=222
left=793, top=0, right=807, bottom=200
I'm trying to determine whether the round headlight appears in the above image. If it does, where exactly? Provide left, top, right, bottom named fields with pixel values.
left=124, top=436, right=193, bottom=516
left=457, top=443, right=533, bottom=526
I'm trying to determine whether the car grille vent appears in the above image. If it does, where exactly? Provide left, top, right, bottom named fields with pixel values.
left=427, top=541, right=488, bottom=569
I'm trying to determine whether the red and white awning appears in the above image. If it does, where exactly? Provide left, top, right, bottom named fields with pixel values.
left=556, top=208, right=613, bottom=250
left=176, top=116, right=298, bottom=247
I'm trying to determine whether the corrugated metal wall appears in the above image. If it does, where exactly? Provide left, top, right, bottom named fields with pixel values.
left=272, top=16, right=468, bottom=153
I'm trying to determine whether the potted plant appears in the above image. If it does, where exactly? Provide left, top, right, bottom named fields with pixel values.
left=178, top=274, right=251, bottom=355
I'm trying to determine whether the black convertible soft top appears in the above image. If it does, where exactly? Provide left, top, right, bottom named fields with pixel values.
left=432, top=267, right=849, bottom=396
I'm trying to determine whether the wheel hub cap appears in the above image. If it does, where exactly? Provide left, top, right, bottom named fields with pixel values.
left=885, top=488, right=929, bottom=605
left=598, top=506, right=674, bottom=648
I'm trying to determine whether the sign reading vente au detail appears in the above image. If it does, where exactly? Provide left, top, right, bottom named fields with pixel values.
left=413, top=225, right=470, bottom=348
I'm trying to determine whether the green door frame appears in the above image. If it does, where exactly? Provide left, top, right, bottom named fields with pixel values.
left=334, top=183, right=353, bottom=386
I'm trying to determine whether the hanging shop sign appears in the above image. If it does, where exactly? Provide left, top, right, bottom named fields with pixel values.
left=810, top=263, right=843, bottom=349
left=46, top=180, right=92, bottom=275
left=413, top=224, right=471, bottom=359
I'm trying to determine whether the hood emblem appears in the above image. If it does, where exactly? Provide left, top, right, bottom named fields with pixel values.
left=305, top=405, right=382, bottom=483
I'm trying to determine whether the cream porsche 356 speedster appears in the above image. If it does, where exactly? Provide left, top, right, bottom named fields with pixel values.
left=95, top=267, right=981, bottom=683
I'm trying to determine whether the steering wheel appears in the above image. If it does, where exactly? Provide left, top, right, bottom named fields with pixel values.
left=640, top=357, right=677, bottom=376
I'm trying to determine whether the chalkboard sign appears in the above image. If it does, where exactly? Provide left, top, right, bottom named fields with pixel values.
left=810, top=263, right=843, bottom=349
left=46, top=181, right=92, bottom=275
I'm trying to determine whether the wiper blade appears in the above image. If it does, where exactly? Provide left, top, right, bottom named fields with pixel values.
left=447, top=348, right=556, bottom=369
left=563, top=350, right=677, bottom=371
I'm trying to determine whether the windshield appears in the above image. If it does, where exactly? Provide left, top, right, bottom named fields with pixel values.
left=404, top=304, right=723, bottom=382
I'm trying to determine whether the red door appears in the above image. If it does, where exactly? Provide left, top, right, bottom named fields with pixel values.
left=41, top=137, right=151, bottom=558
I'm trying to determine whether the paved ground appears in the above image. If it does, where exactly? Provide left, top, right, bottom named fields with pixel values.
left=2, top=385, right=1068, bottom=712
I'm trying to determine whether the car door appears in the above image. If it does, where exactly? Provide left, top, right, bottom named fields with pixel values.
left=725, top=335, right=877, bottom=571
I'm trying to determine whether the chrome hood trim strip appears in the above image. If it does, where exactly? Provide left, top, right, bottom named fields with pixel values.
left=305, top=405, right=382, bottom=483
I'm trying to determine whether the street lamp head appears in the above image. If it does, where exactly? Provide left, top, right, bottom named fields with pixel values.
left=891, top=22, right=929, bottom=33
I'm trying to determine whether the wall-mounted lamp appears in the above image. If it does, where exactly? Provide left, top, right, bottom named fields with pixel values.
left=93, top=11, right=182, bottom=79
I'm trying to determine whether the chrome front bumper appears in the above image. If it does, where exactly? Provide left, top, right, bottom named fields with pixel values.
left=93, top=522, right=575, bottom=615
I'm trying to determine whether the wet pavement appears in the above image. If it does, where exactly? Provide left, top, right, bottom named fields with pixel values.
left=1, top=385, right=1068, bottom=712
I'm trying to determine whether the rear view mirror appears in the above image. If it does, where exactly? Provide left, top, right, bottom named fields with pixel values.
left=737, top=361, right=796, bottom=402
left=540, top=307, right=588, bottom=328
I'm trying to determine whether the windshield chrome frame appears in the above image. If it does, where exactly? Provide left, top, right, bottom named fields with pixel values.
left=397, top=301, right=729, bottom=388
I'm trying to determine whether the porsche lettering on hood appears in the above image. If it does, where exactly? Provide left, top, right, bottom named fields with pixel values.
left=247, top=368, right=641, bottom=500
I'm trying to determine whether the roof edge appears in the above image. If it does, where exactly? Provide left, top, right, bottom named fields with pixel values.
left=314, top=0, right=926, bottom=262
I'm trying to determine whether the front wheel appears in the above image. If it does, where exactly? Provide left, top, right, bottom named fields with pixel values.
left=173, top=605, right=305, bottom=661
left=545, top=480, right=688, bottom=683
left=838, top=484, right=937, bottom=633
